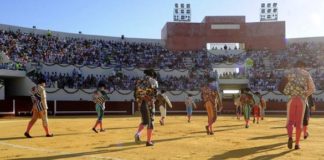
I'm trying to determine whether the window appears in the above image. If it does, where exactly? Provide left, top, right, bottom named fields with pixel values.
left=181, top=9, right=184, bottom=13
left=181, top=3, right=184, bottom=8
left=273, top=3, right=277, bottom=7
left=175, top=9, right=178, bottom=13
left=186, top=9, right=190, bottom=14
left=261, top=9, right=265, bottom=13
left=267, top=9, right=271, bottom=13
left=267, top=15, right=271, bottom=19
left=267, top=3, right=271, bottom=7
left=273, top=9, right=277, bottom=13
left=181, top=15, right=185, bottom=20
left=261, top=3, right=265, bottom=7
left=175, top=3, right=178, bottom=8
left=187, top=4, right=190, bottom=8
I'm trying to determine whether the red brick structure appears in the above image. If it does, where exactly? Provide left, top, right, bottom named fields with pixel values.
left=161, top=16, right=286, bottom=51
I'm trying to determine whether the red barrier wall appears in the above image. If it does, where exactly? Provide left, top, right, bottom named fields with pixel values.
left=1, top=97, right=324, bottom=116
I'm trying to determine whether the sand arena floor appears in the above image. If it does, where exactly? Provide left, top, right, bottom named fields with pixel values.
left=0, top=114, right=324, bottom=160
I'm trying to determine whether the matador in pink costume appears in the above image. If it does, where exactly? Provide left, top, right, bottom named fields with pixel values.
left=280, top=61, right=315, bottom=150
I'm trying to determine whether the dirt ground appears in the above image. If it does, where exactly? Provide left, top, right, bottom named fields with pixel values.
left=0, top=114, right=324, bottom=160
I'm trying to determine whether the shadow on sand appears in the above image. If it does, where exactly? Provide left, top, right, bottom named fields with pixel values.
left=270, top=126, right=286, bottom=129
left=0, top=132, right=93, bottom=141
left=9, top=135, right=200, bottom=160
left=248, top=133, right=286, bottom=140
left=208, top=142, right=292, bottom=160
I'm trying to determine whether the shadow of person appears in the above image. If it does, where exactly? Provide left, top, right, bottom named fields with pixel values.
left=208, top=142, right=287, bottom=160
left=0, top=132, right=92, bottom=141
left=95, top=135, right=200, bottom=149
left=103, top=126, right=137, bottom=130
left=270, top=126, right=286, bottom=129
left=216, top=124, right=243, bottom=128
left=190, top=127, right=242, bottom=135
left=9, top=147, right=131, bottom=160
left=248, top=133, right=286, bottom=140
left=250, top=150, right=293, bottom=160
left=11, top=135, right=203, bottom=160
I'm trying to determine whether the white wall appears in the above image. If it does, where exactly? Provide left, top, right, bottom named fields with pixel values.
left=212, top=63, right=244, bottom=68
left=46, top=88, right=201, bottom=102
left=38, top=63, right=190, bottom=78
left=0, top=85, right=4, bottom=100
left=0, top=70, right=26, bottom=77
left=121, top=68, right=189, bottom=78
left=219, top=79, right=249, bottom=84
left=44, top=88, right=324, bottom=102
left=208, top=50, right=245, bottom=55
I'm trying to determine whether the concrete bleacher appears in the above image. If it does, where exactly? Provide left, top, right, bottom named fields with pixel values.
left=208, top=49, right=245, bottom=55
left=0, top=23, right=162, bottom=44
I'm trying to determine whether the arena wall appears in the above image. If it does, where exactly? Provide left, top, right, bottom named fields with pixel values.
left=37, top=63, right=190, bottom=78
left=0, top=84, right=4, bottom=100
left=2, top=97, right=324, bottom=116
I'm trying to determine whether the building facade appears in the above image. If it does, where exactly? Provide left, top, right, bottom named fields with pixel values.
left=162, top=16, right=285, bottom=51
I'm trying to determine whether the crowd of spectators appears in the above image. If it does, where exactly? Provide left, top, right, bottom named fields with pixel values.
left=247, top=43, right=324, bottom=91
left=29, top=68, right=212, bottom=91
left=0, top=61, right=25, bottom=70
left=0, top=29, right=213, bottom=70
left=1, top=29, right=324, bottom=91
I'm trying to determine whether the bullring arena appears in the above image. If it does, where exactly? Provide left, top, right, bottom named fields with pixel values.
left=1, top=1, right=324, bottom=160
left=1, top=115, right=324, bottom=160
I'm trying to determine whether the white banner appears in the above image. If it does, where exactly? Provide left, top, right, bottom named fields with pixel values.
left=0, top=51, right=10, bottom=64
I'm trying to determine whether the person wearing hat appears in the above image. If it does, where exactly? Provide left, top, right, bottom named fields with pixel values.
left=24, top=78, right=53, bottom=138
left=92, top=83, right=109, bottom=133
left=201, top=80, right=222, bottom=135
left=281, top=60, right=315, bottom=150
left=185, top=93, right=196, bottom=123
left=134, top=69, right=158, bottom=146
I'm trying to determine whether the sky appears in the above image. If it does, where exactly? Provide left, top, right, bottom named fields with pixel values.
left=0, top=0, right=324, bottom=39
